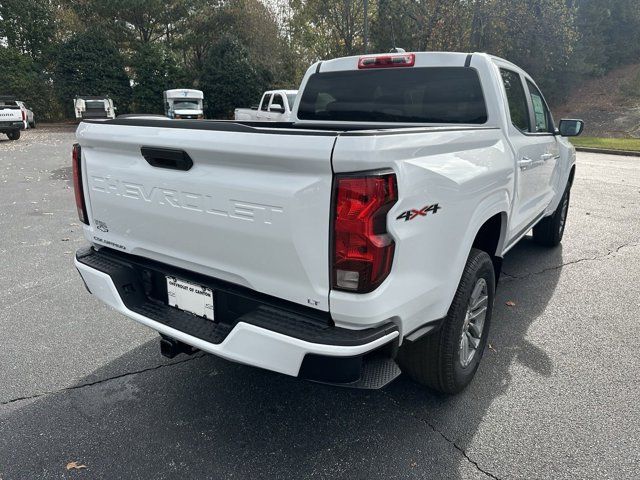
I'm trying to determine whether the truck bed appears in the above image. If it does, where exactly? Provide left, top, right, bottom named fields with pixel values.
left=77, top=116, right=501, bottom=322
left=77, top=117, right=341, bottom=312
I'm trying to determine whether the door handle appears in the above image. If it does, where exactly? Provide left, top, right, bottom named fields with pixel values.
left=141, top=147, right=193, bottom=171
left=518, top=157, right=533, bottom=170
left=540, top=153, right=555, bottom=161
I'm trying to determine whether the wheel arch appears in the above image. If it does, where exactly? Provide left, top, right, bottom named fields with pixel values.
left=438, top=191, right=510, bottom=317
left=472, top=211, right=507, bottom=281
left=568, top=164, right=576, bottom=188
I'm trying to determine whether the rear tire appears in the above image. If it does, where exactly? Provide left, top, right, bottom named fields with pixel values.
left=7, top=130, right=20, bottom=141
left=398, top=248, right=495, bottom=394
left=533, top=187, right=570, bottom=247
left=30, top=119, right=36, bottom=128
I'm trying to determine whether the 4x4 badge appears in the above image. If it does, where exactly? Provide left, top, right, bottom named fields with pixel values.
left=396, top=203, right=441, bottom=222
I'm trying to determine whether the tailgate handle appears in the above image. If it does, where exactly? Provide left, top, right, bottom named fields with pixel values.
left=141, top=147, right=193, bottom=171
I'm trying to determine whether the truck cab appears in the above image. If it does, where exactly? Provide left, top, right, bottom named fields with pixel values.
left=234, top=89, right=297, bottom=122
left=163, top=89, right=204, bottom=120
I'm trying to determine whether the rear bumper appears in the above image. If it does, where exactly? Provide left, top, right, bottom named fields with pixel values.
left=0, top=120, right=23, bottom=131
left=75, top=247, right=399, bottom=381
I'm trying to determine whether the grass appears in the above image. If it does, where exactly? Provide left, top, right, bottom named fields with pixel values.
left=570, top=136, right=640, bottom=152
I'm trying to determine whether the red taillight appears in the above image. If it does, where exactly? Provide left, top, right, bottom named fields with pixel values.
left=72, top=143, right=89, bottom=225
left=21, top=110, right=25, bottom=122
left=332, top=172, right=398, bottom=293
left=358, top=53, right=415, bottom=69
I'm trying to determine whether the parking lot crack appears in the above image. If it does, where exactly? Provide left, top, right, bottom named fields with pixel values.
left=501, top=242, right=639, bottom=281
left=0, top=353, right=206, bottom=407
left=383, top=392, right=501, bottom=479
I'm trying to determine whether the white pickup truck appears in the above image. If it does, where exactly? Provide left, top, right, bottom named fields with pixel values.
left=234, top=89, right=297, bottom=122
left=0, top=98, right=24, bottom=140
left=16, top=101, right=36, bottom=129
left=74, top=96, right=116, bottom=121
left=73, top=52, right=583, bottom=393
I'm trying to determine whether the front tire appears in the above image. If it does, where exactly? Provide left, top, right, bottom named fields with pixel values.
left=398, top=248, right=495, bottom=394
left=533, top=187, right=570, bottom=247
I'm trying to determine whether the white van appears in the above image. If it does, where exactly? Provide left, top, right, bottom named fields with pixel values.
left=163, top=89, right=204, bottom=119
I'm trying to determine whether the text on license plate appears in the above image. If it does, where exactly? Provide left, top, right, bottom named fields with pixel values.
left=166, top=276, right=214, bottom=320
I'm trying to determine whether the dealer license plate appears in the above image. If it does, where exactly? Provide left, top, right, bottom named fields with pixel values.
left=166, top=276, right=214, bottom=320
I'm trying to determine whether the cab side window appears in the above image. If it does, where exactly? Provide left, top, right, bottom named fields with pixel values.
left=500, top=69, right=530, bottom=133
left=270, top=94, right=285, bottom=111
left=526, top=80, right=552, bottom=133
left=260, top=94, right=272, bottom=111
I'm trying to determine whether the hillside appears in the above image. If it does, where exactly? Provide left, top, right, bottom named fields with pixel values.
left=554, top=63, right=640, bottom=138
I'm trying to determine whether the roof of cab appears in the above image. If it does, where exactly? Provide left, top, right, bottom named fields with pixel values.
left=164, top=89, right=204, bottom=99
left=264, top=89, right=298, bottom=95
left=316, top=51, right=479, bottom=73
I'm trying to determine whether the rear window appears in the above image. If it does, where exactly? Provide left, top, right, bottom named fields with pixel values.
left=0, top=100, right=20, bottom=109
left=85, top=100, right=106, bottom=109
left=298, top=67, right=487, bottom=124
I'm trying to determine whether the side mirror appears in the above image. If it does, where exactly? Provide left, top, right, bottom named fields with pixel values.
left=558, top=119, right=584, bottom=137
left=269, top=103, right=285, bottom=114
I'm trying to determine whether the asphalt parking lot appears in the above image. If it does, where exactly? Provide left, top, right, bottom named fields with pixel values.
left=1, top=126, right=638, bottom=479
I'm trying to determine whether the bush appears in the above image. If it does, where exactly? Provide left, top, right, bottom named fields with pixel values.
left=54, top=30, right=132, bottom=118
left=131, top=43, right=187, bottom=115
left=0, top=47, right=62, bottom=121
left=200, top=35, right=272, bottom=119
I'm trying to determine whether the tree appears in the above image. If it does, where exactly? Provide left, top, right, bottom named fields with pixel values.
left=481, top=0, right=578, bottom=103
left=200, top=35, right=272, bottom=119
left=289, top=0, right=375, bottom=63
left=0, top=0, right=57, bottom=62
left=131, top=43, right=184, bottom=114
left=602, top=0, right=640, bottom=69
left=0, top=46, right=61, bottom=121
left=62, top=0, right=197, bottom=46
left=54, top=29, right=132, bottom=116
left=176, top=0, right=288, bottom=88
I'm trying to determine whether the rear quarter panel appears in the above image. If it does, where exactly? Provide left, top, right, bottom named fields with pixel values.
left=330, top=127, right=513, bottom=336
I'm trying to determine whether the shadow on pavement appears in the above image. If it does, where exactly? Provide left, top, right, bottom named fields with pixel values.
left=0, top=237, right=562, bottom=479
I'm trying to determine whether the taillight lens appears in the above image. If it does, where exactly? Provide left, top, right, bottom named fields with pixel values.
left=358, top=53, right=415, bottom=69
left=332, top=172, right=398, bottom=293
left=72, top=143, right=89, bottom=225
left=21, top=110, right=26, bottom=122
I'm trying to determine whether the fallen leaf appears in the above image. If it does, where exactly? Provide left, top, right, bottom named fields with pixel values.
left=505, top=300, right=516, bottom=307
left=61, top=238, right=70, bottom=242
left=488, top=344, right=497, bottom=353
left=66, top=461, right=87, bottom=471
left=410, top=461, right=417, bottom=468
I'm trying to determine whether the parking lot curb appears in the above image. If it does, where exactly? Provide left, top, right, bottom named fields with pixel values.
left=575, top=146, right=640, bottom=157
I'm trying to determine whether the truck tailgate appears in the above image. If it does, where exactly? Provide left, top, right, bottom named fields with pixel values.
left=76, top=121, right=337, bottom=311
